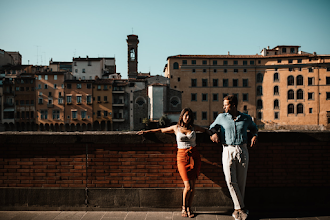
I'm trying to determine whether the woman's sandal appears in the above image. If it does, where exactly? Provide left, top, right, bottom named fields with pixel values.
left=182, top=206, right=188, bottom=217
left=187, top=207, right=195, bottom=218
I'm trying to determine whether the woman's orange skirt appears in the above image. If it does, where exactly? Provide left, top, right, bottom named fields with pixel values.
left=177, top=147, right=201, bottom=181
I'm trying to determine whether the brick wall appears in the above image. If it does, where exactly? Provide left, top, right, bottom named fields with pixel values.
left=0, top=131, right=330, bottom=188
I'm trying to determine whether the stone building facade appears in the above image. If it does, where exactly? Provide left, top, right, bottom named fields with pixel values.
left=165, top=46, right=330, bottom=130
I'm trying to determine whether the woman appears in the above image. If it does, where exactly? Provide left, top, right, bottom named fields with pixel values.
left=137, top=108, right=211, bottom=218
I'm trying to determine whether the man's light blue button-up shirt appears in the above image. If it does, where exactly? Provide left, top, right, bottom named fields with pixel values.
left=209, top=112, right=258, bottom=145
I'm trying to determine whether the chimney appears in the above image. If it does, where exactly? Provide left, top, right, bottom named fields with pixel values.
left=228, top=51, right=230, bottom=55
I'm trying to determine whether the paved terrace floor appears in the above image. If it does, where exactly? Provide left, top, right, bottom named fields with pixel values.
left=0, top=211, right=329, bottom=220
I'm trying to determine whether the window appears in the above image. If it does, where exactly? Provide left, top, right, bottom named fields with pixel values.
left=250, top=61, right=254, bottom=65
left=274, top=99, right=279, bottom=109
left=202, top=93, right=208, bottom=101
left=290, top=48, right=295, bottom=53
left=82, top=69, right=86, bottom=73
left=223, top=79, right=228, bottom=87
left=282, top=48, right=287, bottom=53
left=77, top=84, right=82, bottom=89
left=213, top=79, right=218, bottom=87
left=308, top=68, right=313, bottom=73
left=173, top=62, right=179, bottom=69
left=41, top=110, right=48, bottom=119
left=97, top=111, right=101, bottom=117
left=257, top=73, right=263, bottom=83
left=38, top=98, right=43, bottom=104
left=192, top=60, right=196, bottom=65
left=308, top=92, right=314, bottom=100
left=234, top=61, right=238, bottom=65
left=97, top=85, right=101, bottom=90
left=45, top=75, right=48, bottom=80
left=277, top=59, right=282, bottom=63
left=191, top=93, right=197, bottom=101
left=202, top=112, right=207, bottom=120
left=72, top=111, right=77, bottom=119
left=104, top=96, right=108, bottom=102
left=97, top=96, right=101, bottom=102
left=243, top=61, right=247, bottom=65
left=203, top=60, right=207, bottom=65
left=213, top=69, right=217, bottom=73
left=213, top=60, right=217, bottom=65
left=234, top=69, right=238, bottom=73
left=326, top=77, right=330, bottom=85
left=75, top=69, right=78, bottom=73
left=289, top=59, right=293, bottom=64
left=327, top=92, right=330, bottom=100
left=192, top=69, right=196, bottom=73
left=297, top=104, right=303, bottom=114
left=58, top=98, right=63, bottom=104
left=182, top=60, right=187, bottom=65
left=87, top=95, right=92, bottom=104
left=243, top=69, right=247, bottom=73
left=287, top=76, right=294, bottom=86
left=191, top=79, right=197, bottom=87
left=202, top=79, right=208, bottom=87
left=309, top=108, right=313, bottom=114
left=81, top=111, right=87, bottom=119
left=87, top=84, right=92, bottom=89
left=257, top=86, right=263, bottom=96
left=178, top=77, right=180, bottom=82
left=288, top=104, right=294, bottom=114
left=288, top=90, right=294, bottom=100
left=212, top=93, right=218, bottom=101
left=213, top=112, right=218, bottom=120
left=203, top=69, right=206, bottom=73
left=67, top=84, right=71, bottom=89
left=233, top=79, right=238, bottom=87
left=308, top=77, right=314, bottom=85
left=54, top=75, right=57, bottom=80
left=52, top=110, right=60, bottom=120
left=67, top=95, right=72, bottom=104
left=243, top=79, right=248, bottom=87
left=224, top=69, right=227, bottom=73
left=257, top=99, right=263, bottom=109
left=54, top=84, right=57, bottom=89
left=274, top=86, right=279, bottom=95
left=297, top=89, right=304, bottom=100
left=77, top=96, right=82, bottom=104
left=104, top=111, right=108, bottom=117
left=298, top=59, right=302, bottom=63
left=257, top=112, right=262, bottom=120
left=44, top=84, right=48, bottom=89
left=274, top=112, right=279, bottom=119
left=38, top=75, right=42, bottom=80
left=243, top=93, right=248, bottom=101
left=274, top=73, right=279, bottom=82
left=38, top=84, right=41, bottom=89
left=297, top=75, right=303, bottom=85
left=223, top=61, right=228, bottom=65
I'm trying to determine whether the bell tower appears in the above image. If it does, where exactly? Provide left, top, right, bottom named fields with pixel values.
left=127, top=35, right=139, bottom=78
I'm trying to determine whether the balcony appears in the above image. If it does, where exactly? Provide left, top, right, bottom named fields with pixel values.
left=113, top=100, right=124, bottom=107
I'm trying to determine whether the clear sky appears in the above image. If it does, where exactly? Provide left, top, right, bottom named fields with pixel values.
left=1, top=0, right=330, bottom=79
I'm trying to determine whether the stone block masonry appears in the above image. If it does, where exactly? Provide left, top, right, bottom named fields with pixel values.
left=0, top=131, right=329, bottom=210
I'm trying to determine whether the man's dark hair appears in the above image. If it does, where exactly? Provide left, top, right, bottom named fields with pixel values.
left=224, top=95, right=238, bottom=107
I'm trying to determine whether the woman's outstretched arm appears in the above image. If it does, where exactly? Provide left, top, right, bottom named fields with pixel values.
left=136, top=125, right=177, bottom=135
left=193, top=125, right=212, bottom=136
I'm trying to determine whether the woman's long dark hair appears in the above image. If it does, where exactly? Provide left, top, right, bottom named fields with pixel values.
left=177, top=108, right=194, bottom=129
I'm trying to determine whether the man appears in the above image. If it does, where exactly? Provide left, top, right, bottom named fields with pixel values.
left=209, top=95, right=258, bottom=220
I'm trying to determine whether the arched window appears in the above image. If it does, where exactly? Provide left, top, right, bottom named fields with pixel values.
left=288, top=89, right=294, bottom=99
left=257, top=86, right=263, bottom=96
left=257, top=73, right=263, bottom=83
left=173, top=62, right=179, bottom=69
left=297, top=104, right=303, bottom=114
left=273, top=72, right=279, bottom=82
left=297, top=75, right=303, bottom=85
left=274, top=86, right=279, bottom=95
left=287, top=75, right=294, bottom=86
left=297, top=89, right=303, bottom=99
left=288, top=104, right=294, bottom=114
left=274, top=99, right=279, bottom=109
left=257, top=99, right=263, bottom=109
